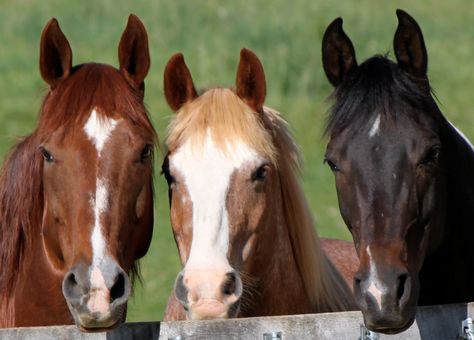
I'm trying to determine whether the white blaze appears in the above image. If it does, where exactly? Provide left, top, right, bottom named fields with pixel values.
left=90, top=178, right=109, bottom=267
left=83, top=109, right=119, bottom=291
left=170, top=131, right=261, bottom=272
left=366, top=246, right=385, bottom=309
left=369, top=114, right=381, bottom=138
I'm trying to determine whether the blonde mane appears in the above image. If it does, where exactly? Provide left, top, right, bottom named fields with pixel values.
left=166, top=87, right=353, bottom=312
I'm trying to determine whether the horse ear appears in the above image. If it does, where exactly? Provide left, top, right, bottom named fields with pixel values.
left=118, top=14, right=150, bottom=90
left=39, top=18, right=72, bottom=88
left=393, top=9, right=427, bottom=78
left=236, top=48, right=266, bottom=112
left=322, top=18, right=357, bottom=87
left=163, top=53, right=198, bottom=112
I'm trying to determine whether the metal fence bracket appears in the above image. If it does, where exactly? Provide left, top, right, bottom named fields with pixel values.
left=360, top=324, right=379, bottom=340
left=460, top=318, right=474, bottom=340
left=263, top=331, right=282, bottom=339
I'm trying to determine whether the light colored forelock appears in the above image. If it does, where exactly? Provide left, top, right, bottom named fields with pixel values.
left=166, top=88, right=276, bottom=163
left=170, top=131, right=262, bottom=271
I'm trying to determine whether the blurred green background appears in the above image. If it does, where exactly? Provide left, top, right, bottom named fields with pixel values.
left=0, top=0, right=473, bottom=321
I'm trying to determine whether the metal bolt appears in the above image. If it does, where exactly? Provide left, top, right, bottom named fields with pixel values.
left=360, top=324, right=379, bottom=340
left=263, top=331, right=282, bottom=340
left=461, top=318, right=474, bottom=340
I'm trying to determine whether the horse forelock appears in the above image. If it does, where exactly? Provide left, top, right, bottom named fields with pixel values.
left=166, top=88, right=276, bottom=163
left=325, top=55, right=439, bottom=138
left=38, top=63, right=156, bottom=143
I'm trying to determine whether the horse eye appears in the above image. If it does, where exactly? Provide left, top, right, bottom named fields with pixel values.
left=40, top=147, right=54, bottom=163
left=324, top=158, right=340, bottom=172
left=251, top=164, right=268, bottom=182
left=140, top=144, right=153, bottom=162
left=420, top=145, right=441, bottom=166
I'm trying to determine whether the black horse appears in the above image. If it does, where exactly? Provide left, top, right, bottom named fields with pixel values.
left=322, top=9, right=474, bottom=334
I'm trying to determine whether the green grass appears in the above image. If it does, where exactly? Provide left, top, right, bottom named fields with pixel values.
left=0, top=0, right=473, bottom=321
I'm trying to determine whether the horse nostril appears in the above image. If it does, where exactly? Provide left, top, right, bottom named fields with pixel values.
left=66, top=272, right=77, bottom=287
left=222, top=272, right=237, bottom=296
left=63, top=270, right=85, bottom=305
left=397, top=273, right=408, bottom=303
left=353, top=274, right=362, bottom=290
left=175, top=272, right=188, bottom=305
left=110, top=272, right=126, bottom=302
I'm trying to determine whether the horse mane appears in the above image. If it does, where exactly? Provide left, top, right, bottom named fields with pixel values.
left=0, top=133, right=43, bottom=305
left=264, top=107, right=354, bottom=312
left=325, top=55, right=441, bottom=137
left=167, top=87, right=353, bottom=311
left=0, top=63, right=156, bottom=302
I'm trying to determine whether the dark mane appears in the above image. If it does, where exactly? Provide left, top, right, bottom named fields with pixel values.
left=0, top=63, right=156, bottom=298
left=325, top=55, right=440, bottom=136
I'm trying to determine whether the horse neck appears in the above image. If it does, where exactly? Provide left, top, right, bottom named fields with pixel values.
left=418, top=120, right=474, bottom=304
left=439, top=120, right=474, bottom=246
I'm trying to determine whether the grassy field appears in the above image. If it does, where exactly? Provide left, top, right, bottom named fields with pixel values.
left=0, top=0, right=473, bottom=321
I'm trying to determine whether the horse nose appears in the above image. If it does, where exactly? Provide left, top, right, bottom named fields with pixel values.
left=354, top=269, right=414, bottom=331
left=175, top=268, right=242, bottom=319
left=62, top=260, right=131, bottom=328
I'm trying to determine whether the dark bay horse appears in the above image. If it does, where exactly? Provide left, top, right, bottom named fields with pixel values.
left=0, top=15, right=156, bottom=330
left=161, top=48, right=356, bottom=321
left=322, top=9, right=474, bottom=333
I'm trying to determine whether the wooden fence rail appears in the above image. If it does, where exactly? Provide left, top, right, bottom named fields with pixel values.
left=1, top=302, right=473, bottom=339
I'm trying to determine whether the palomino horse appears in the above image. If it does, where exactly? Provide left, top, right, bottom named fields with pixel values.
left=322, top=9, right=474, bottom=333
left=0, top=15, right=155, bottom=330
left=161, top=48, right=356, bottom=321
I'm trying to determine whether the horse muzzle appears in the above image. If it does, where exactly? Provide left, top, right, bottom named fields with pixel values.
left=62, top=259, right=131, bottom=331
left=354, top=268, right=418, bottom=334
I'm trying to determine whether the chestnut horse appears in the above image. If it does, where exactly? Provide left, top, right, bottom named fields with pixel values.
left=161, top=48, right=356, bottom=321
left=322, top=9, right=474, bottom=333
left=0, top=15, right=155, bottom=330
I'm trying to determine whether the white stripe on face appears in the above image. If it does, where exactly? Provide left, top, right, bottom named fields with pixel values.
left=83, top=109, right=119, bottom=284
left=369, top=114, right=381, bottom=138
left=170, top=131, right=261, bottom=272
left=366, top=246, right=386, bottom=309
left=90, top=178, right=109, bottom=267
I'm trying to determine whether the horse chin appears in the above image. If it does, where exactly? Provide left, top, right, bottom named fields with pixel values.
left=187, top=299, right=240, bottom=320
left=68, top=301, right=126, bottom=332
left=365, top=317, right=415, bottom=335
left=363, top=306, right=416, bottom=335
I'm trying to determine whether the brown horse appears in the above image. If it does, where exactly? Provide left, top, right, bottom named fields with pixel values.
left=161, top=49, right=357, bottom=321
left=0, top=15, right=155, bottom=330
left=322, top=9, right=474, bottom=334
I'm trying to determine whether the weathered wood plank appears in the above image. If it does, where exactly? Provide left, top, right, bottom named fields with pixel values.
left=0, top=302, right=471, bottom=339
